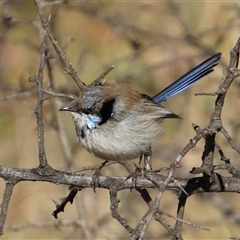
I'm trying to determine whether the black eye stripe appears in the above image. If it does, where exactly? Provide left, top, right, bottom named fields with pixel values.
left=99, top=98, right=115, bottom=125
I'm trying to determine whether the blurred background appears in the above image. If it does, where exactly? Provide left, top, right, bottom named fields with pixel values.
left=0, top=1, right=240, bottom=239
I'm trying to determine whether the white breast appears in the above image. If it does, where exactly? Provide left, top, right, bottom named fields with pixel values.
left=71, top=112, right=163, bottom=161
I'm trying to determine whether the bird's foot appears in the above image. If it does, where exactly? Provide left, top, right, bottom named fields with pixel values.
left=126, top=164, right=142, bottom=188
left=92, top=160, right=108, bottom=192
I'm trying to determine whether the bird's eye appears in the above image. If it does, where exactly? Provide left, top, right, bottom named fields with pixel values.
left=99, top=98, right=115, bottom=125
left=86, top=105, right=92, bottom=110
left=82, top=105, right=92, bottom=114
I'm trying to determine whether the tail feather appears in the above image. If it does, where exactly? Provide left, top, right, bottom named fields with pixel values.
left=153, top=53, right=221, bottom=104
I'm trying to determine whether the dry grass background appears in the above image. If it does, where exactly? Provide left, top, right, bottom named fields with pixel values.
left=0, top=1, right=240, bottom=239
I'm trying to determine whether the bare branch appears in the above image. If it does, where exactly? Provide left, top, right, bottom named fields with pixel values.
left=34, top=28, right=49, bottom=168
left=0, top=183, right=15, bottom=236
left=90, top=65, right=115, bottom=86
left=44, top=90, right=76, bottom=100
left=34, top=0, right=86, bottom=91
left=52, top=187, right=78, bottom=219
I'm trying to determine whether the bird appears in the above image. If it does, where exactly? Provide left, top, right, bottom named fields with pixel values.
left=60, top=53, right=221, bottom=172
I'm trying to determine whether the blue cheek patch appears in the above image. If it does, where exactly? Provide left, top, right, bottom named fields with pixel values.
left=89, top=114, right=101, bottom=124
left=82, top=114, right=101, bottom=129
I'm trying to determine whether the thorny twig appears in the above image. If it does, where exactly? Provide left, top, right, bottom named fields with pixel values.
left=34, top=0, right=86, bottom=91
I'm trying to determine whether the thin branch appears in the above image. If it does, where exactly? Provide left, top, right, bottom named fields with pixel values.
left=44, top=90, right=76, bottom=100
left=75, top=192, right=93, bottom=240
left=5, top=219, right=87, bottom=232
left=52, top=187, right=78, bottom=219
left=161, top=210, right=209, bottom=231
left=34, top=0, right=86, bottom=91
left=0, top=90, right=37, bottom=102
left=70, top=161, right=117, bottom=173
left=109, top=188, right=137, bottom=236
left=136, top=188, right=176, bottom=235
left=192, top=123, right=229, bottom=161
left=34, top=28, right=48, bottom=168
left=90, top=65, right=115, bottom=86
left=221, top=127, right=240, bottom=154
left=45, top=46, right=74, bottom=170
left=0, top=183, right=15, bottom=236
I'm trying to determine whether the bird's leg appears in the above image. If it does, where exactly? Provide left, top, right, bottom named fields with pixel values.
left=92, top=160, right=108, bottom=192
left=138, top=154, right=143, bottom=167
left=126, top=156, right=142, bottom=187
left=126, top=164, right=141, bottom=188
left=144, top=150, right=152, bottom=171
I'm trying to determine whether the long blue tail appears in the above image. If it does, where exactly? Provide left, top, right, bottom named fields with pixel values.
left=153, top=53, right=221, bottom=104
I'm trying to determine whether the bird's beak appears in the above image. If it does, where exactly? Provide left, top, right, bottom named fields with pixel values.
left=59, top=106, right=73, bottom=112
